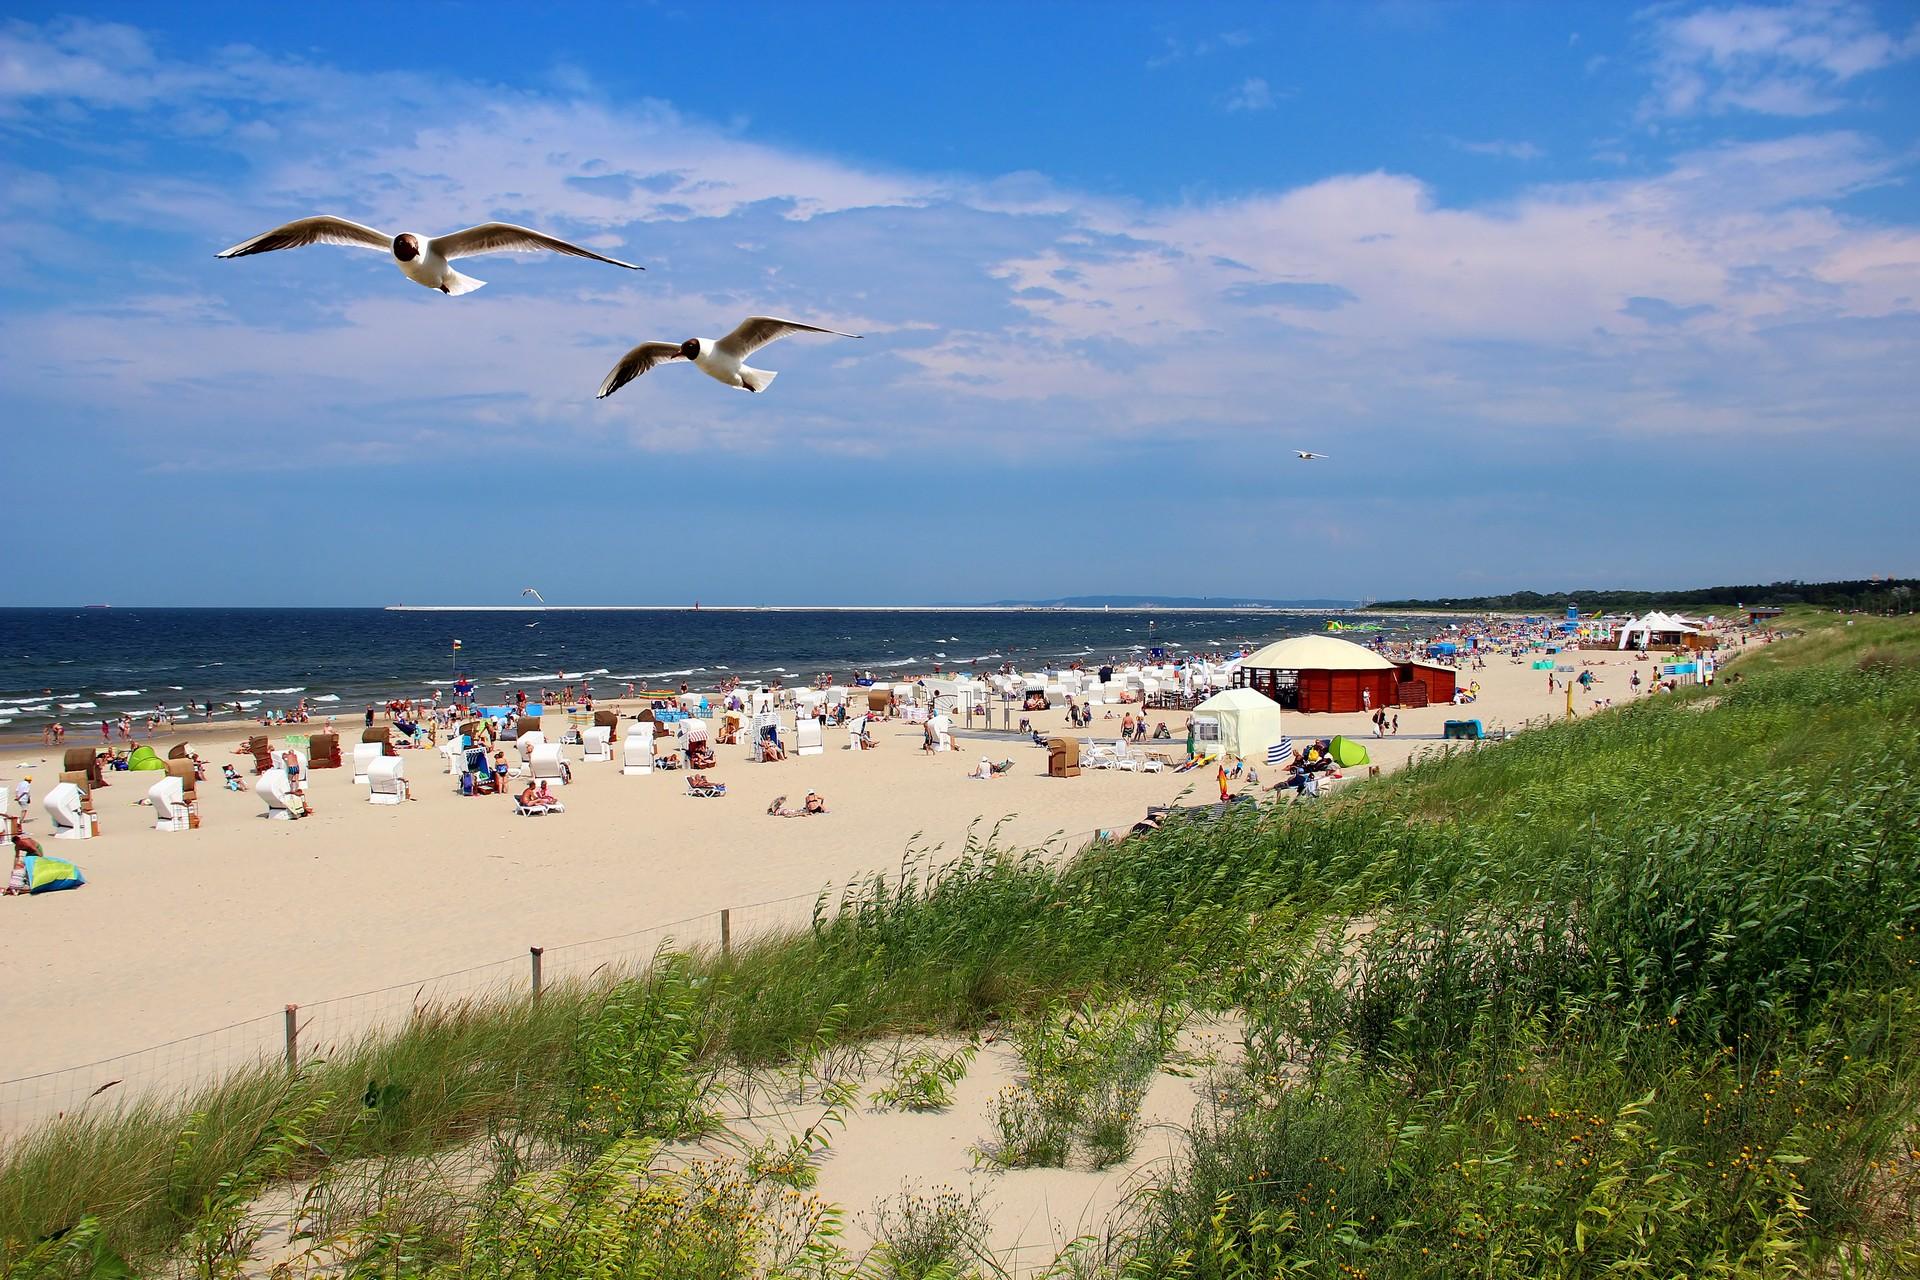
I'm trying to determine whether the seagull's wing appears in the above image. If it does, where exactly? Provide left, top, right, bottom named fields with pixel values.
left=714, top=316, right=861, bottom=360
left=431, top=222, right=641, bottom=269
left=217, top=215, right=391, bottom=258
left=597, top=343, right=686, bottom=398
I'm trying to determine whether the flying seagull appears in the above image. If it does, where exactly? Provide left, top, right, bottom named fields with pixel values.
left=598, top=316, right=860, bottom=398
left=521, top=587, right=546, bottom=605
left=216, top=216, right=641, bottom=294
left=1294, top=451, right=1330, bottom=461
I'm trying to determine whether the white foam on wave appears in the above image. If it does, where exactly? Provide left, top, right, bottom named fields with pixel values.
left=98, top=689, right=144, bottom=698
left=234, top=700, right=261, bottom=709
left=169, top=685, right=185, bottom=690
left=312, top=694, right=341, bottom=703
left=61, top=701, right=97, bottom=710
left=239, top=687, right=305, bottom=695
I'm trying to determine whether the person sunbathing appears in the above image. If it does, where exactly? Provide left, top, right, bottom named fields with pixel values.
left=803, top=791, right=827, bottom=814
left=760, top=739, right=786, bottom=762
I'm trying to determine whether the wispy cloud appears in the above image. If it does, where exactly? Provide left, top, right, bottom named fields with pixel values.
left=1448, top=137, right=1547, bottom=161
left=1639, top=0, right=1920, bottom=118
left=1145, top=27, right=1256, bottom=69
left=0, top=14, right=1914, bottom=486
left=1221, top=76, right=1276, bottom=113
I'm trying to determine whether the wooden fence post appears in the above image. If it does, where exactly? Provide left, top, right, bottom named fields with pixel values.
left=530, top=947, right=544, bottom=1000
left=283, top=1004, right=299, bottom=1072
left=720, top=908, right=732, bottom=957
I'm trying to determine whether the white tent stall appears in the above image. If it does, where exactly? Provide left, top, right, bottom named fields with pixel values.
left=1189, top=689, right=1286, bottom=763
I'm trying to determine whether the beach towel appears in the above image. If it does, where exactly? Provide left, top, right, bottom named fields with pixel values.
left=1266, top=737, right=1294, bottom=765
left=22, top=854, right=86, bottom=894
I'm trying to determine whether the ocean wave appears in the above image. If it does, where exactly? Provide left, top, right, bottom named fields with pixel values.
left=312, top=694, right=341, bottom=703
left=168, top=685, right=185, bottom=690
left=239, top=687, right=306, bottom=695
left=98, top=689, right=145, bottom=697
left=235, top=700, right=261, bottom=709
left=61, top=701, right=97, bottom=710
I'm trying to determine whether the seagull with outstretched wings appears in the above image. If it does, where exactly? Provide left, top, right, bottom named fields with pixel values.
left=598, top=316, right=861, bottom=398
left=218, top=216, right=641, bottom=294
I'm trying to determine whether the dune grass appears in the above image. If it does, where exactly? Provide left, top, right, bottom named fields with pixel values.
left=2, top=616, right=1917, bottom=1277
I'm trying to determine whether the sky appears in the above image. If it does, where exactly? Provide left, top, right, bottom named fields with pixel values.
left=2, top=0, right=1916, bottom=606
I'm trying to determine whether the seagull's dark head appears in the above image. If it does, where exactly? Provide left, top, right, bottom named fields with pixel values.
left=392, top=233, right=421, bottom=262
left=680, top=338, right=700, bottom=360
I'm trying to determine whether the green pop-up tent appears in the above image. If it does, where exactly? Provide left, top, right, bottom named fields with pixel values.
left=127, top=745, right=166, bottom=771
left=1328, top=736, right=1371, bottom=768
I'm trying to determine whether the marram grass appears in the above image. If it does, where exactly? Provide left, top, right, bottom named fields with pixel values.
left=3, top=615, right=1918, bottom=1277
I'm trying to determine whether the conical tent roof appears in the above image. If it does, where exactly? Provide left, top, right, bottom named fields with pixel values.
left=1239, top=634, right=1396, bottom=671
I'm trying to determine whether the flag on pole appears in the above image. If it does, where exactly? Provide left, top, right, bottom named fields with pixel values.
left=453, top=639, right=462, bottom=650
left=1267, top=737, right=1294, bottom=764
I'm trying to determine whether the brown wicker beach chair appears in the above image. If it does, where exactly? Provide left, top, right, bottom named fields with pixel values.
left=309, top=732, right=342, bottom=769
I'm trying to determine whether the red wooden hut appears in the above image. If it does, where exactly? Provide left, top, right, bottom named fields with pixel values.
left=1232, top=635, right=1401, bottom=714
left=1394, top=661, right=1458, bottom=708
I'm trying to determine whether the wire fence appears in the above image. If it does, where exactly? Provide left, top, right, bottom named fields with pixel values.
left=0, top=830, right=1122, bottom=1141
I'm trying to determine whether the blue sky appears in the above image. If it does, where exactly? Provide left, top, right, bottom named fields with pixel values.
left=2, top=0, right=1916, bottom=605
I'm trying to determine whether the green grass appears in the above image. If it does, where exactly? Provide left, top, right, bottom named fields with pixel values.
left=3, top=617, right=1918, bottom=1277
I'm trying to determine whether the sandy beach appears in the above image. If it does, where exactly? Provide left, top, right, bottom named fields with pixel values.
left=0, top=645, right=1661, bottom=1099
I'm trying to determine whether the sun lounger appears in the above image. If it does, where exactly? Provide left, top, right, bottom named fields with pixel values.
left=44, top=782, right=91, bottom=839
left=254, top=768, right=298, bottom=820
left=149, top=775, right=192, bottom=831
left=351, top=741, right=383, bottom=784
left=513, top=797, right=558, bottom=816
left=166, top=757, right=198, bottom=804
left=307, top=733, right=342, bottom=769
left=368, top=755, right=408, bottom=804
left=685, top=777, right=727, bottom=798
left=621, top=731, right=654, bottom=775
left=530, top=743, right=571, bottom=786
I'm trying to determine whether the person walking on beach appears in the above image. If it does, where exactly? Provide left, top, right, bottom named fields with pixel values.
left=1391, top=713, right=1399, bottom=735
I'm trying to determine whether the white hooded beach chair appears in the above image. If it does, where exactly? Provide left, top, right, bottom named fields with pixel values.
left=368, top=756, right=408, bottom=805
left=438, top=738, right=467, bottom=774
left=531, top=743, right=571, bottom=786
left=795, top=718, right=823, bottom=756
left=517, top=730, right=547, bottom=767
left=622, top=731, right=654, bottom=775
left=255, top=768, right=296, bottom=820
left=149, top=775, right=191, bottom=831
left=928, top=713, right=953, bottom=753
left=351, top=742, right=383, bottom=784
left=44, top=781, right=91, bottom=840
left=581, top=725, right=612, bottom=762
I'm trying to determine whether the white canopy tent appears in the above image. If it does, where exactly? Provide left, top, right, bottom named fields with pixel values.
left=1189, top=688, right=1286, bottom=762
left=1616, top=611, right=1703, bottom=649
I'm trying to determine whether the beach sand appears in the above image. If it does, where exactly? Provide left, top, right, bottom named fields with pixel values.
left=0, top=651, right=1647, bottom=1095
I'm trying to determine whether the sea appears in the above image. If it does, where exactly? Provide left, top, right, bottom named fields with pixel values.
left=0, top=607, right=1429, bottom=732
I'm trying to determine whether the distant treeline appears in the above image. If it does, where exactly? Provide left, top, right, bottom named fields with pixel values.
left=1372, top=578, right=1919, bottom=613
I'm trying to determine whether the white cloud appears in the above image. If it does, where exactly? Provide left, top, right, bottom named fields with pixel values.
left=1221, top=76, right=1275, bottom=113
left=0, top=14, right=1914, bottom=483
left=1449, top=138, right=1547, bottom=160
left=1640, top=0, right=1920, bottom=118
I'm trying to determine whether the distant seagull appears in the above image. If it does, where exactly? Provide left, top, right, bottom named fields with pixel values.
left=216, top=216, right=641, bottom=294
left=1294, top=451, right=1330, bottom=461
left=598, top=316, right=860, bottom=397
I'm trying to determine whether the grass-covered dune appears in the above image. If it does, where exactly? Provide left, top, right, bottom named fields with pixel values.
left=4, top=615, right=1918, bottom=1277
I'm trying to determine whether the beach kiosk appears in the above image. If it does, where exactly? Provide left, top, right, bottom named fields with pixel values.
left=1189, top=688, right=1286, bottom=762
left=1232, top=635, right=1399, bottom=713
